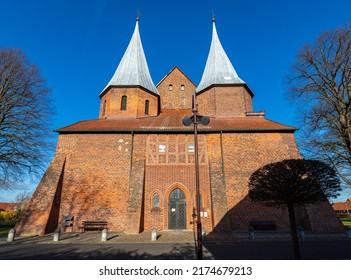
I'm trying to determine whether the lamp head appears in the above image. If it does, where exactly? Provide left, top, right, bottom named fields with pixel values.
left=200, top=116, right=210, bottom=126
left=182, top=117, right=193, bottom=126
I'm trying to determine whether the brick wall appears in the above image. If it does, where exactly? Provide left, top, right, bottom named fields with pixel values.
left=220, top=132, right=301, bottom=230
left=206, top=134, right=231, bottom=232
left=54, top=133, right=133, bottom=233
left=157, top=67, right=195, bottom=110
left=17, top=129, right=343, bottom=236
left=198, top=85, right=253, bottom=117
left=99, top=87, right=159, bottom=118
left=306, top=202, right=343, bottom=232
left=125, top=134, right=147, bottom=234
left=144, top=134, right=212, bottom=232
left=15, top=155, right=66, bottom=236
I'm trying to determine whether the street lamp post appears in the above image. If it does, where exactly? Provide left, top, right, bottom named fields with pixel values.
left=183, top=92, right=210, bottom=260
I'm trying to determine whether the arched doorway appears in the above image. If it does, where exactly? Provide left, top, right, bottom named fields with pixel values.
left=168, top=188, right=186, bottom=229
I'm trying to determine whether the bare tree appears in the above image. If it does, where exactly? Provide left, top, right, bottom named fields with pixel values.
left=0, top=48, right=54, bottom=189
left=13, top=191, right=33, bottom=211
left=287, top=26, right=351, bottom=186
left=249, top=159, right=341, bottom=259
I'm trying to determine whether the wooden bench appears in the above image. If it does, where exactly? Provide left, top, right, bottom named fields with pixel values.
left=80, top=221, right=108, bottom=232
left=249, top=220, right=276, bottom=230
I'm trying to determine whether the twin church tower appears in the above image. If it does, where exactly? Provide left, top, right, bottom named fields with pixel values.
left=16, top=18, right=342, bottom=236
left=98, top=18, right=252, bottom=120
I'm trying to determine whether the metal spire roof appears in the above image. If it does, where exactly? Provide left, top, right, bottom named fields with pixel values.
left=100, top=19, right=158, bottom=96
left=196, top=19, right=245, bottom=93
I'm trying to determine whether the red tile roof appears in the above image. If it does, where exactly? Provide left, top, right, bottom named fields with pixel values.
left=332, top=199, right=351, bottom=211
left=0, top=202, right=20, bottom=211
left=56, top=110, right=297, bottom=133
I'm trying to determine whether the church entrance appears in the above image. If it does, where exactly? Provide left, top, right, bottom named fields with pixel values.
left=168, top=188, right=186, bottom=229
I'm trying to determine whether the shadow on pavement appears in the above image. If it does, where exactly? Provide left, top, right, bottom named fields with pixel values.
left=1, top=230, right=351, bottom=260
left=0, top=243, right=197, bottom=260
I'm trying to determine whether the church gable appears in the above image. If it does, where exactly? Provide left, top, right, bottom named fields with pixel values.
left=157, top=67, right=196, bottom=110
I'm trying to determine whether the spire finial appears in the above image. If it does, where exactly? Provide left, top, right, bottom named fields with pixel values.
left=136, top=10, right=141, bottom=21
left=212, top=10, right=216, bottom=22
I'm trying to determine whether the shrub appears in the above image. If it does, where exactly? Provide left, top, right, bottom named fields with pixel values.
left=0, top=211, right=19, bottom=223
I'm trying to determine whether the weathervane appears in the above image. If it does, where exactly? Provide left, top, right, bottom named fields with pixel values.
left=136, top=10, right=142, bottom=21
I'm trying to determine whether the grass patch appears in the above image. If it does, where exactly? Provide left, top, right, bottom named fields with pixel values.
left=0, top=222, right=16, bottom=236
left=340, top=217, right=351, bottom=227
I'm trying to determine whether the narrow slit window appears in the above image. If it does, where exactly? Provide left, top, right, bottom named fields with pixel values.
left=145, top=100, right=150, bottom=115
left=121, top=95, right=127, bottom=111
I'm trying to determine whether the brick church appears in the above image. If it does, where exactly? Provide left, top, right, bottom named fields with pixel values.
left=16, top=19, right=342, bottom=236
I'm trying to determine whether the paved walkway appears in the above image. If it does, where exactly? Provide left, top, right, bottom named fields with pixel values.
left=1, top=230, right=350, bottom=260
left=0, top=229, right=348, bottom=244
left=1, top=230, right=196, bottom=244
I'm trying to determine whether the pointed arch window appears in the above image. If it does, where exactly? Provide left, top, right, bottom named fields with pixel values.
left=199, top=194, right=203, bottom=210
left=153, top=193, right=160, bottom=208
left=170, top=188, right=186, bottom=200
left=145, top=100, right=150, bottom=115
left=121, top=95, right=127, bottom=111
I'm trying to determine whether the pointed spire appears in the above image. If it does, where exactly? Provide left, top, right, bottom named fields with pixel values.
left=196, top=19, right=245, bottom=93
left=100, top=18, right=158, bottom=96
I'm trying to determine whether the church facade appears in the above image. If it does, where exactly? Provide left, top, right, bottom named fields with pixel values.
left=15, top=19, right=342, bottom=236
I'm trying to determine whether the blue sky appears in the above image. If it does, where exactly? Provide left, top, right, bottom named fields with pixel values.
left=1, top=0, right=351, bottom=201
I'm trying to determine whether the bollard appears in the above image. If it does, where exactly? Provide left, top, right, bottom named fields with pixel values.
left=7, top=228, right=15, bottom=242
left=151, top=228, right=157, bottom=241
left=202, top=228, right=206, bottom=240
left=53, top=228, right=60, bottom=242
left=345, top=227, right=351, bottom=239
left=101, top=228, right=108, bottom=242
left=248, top=226, right=255, bottom=240
left=298, top=226, right=305, bottom=240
